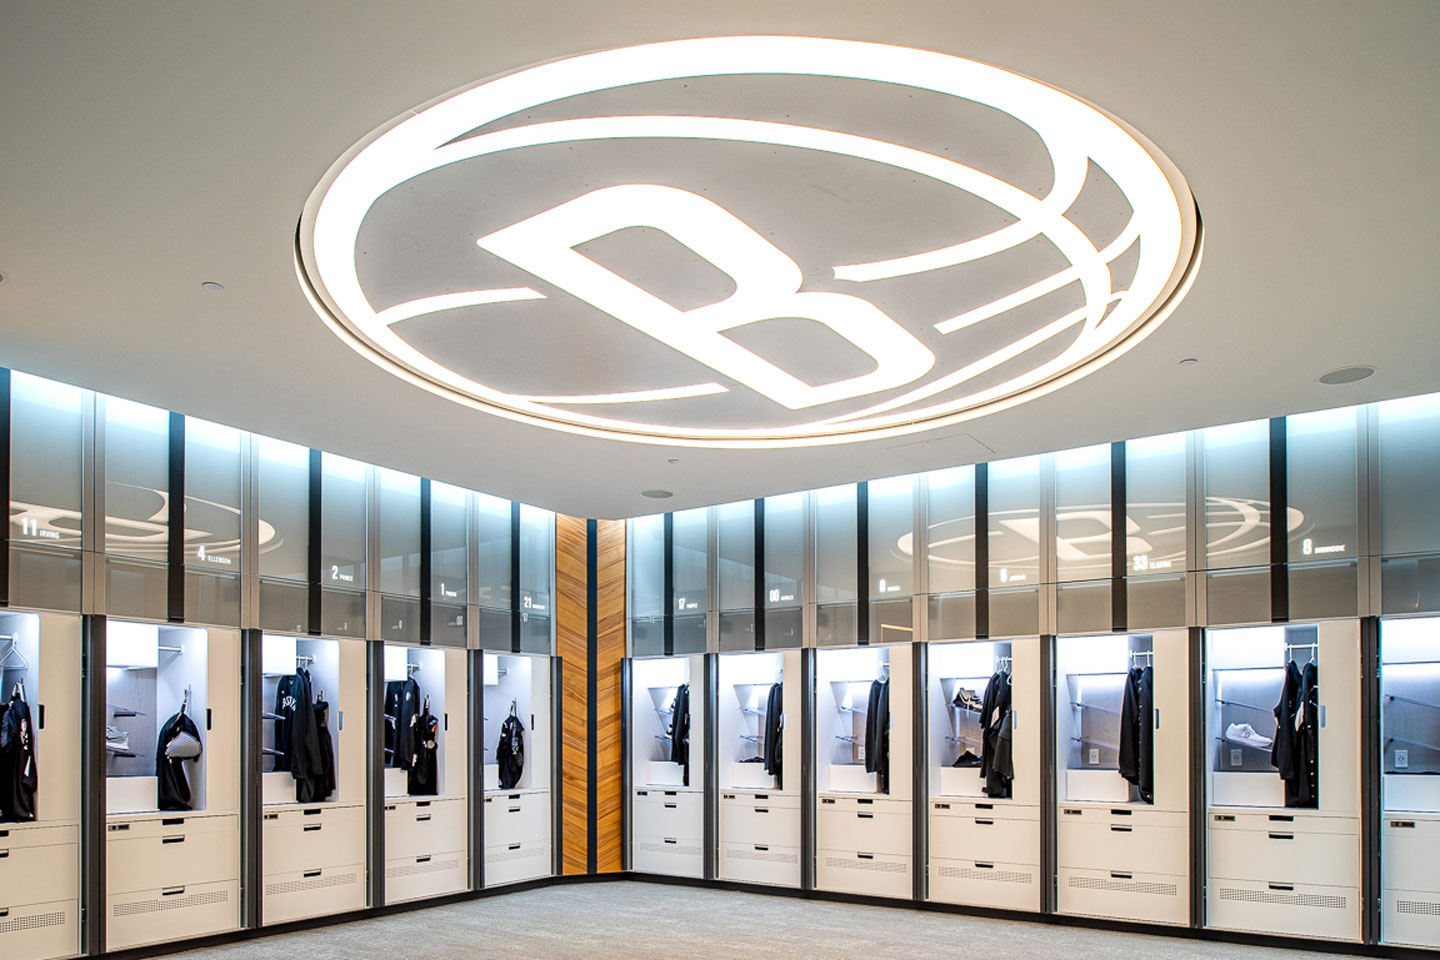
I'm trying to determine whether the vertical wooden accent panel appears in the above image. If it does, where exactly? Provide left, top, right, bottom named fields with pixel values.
left=555, top=515, right=626, bottom=875
left=593, top=519, right=626, bottom=873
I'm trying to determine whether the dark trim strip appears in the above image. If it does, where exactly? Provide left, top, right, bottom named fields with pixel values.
left=753, top=498, right=765, bottom=651
left=975, top=463, right=990, bottom=639
left=1360, top=616, right=1381, bottom=944
left=620, top=658, right=633, bottom=872
left=1038, top=633, right=1056, bottom=914
left=81, top=613, right=107, bottom=955
left=366, top=639, right=386, bottom=906
left=469, top=648, right=485, bottom=891
left=587, top=518, right=598, bottom=874
left=703, top=653, right=718, bottom=880
left=307, top=448, right=322, bottom=635
left=167, top=412, right=185, bottom=622
left=510, top=501, right=522, bottom=653
left=0, top=367, right=10, bottom=607
left=799, top=647, right=816, bottom=891
left=662, top=512, right=675, bottom=657
left=1187, top=626, right=1205, bottom=929
left=1110, top=441, right=1127, bottom=631
left=240, top=628, right=263, bottom=928
left=911, top=642, right=927, bottom=902
left=419, top=478, right=432, bottom=645
left=552, top=655, right=565, bottom=878
left=856, top=482, right=869, bottom=646
left=1269, top=417, right=1289, bottom=622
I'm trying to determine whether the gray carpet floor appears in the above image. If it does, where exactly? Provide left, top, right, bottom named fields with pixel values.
left=170, top=881, right=1360, bottom=960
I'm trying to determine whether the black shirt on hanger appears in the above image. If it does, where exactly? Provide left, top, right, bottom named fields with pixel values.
left=0, top=691, right=37, bottom=823
left=763, top=680, right=784, bottom=788
left=864, top=677, right=890, bottom=793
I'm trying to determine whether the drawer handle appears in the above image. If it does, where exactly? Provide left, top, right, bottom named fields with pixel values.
left=974, top=862, right=994, bottom=869
left=507, top=794, right=521, bottom=800
left=935, top=803, right=951, bottom=810
left=416, top=856, right=431, bottom=864
left=416, top=815, right=432, bottom=822
left=753, top=794, right=769, bottom=800
left=1110, top=808, right=1133, bottom=817
left=162, top=886, right=186, bottom=896
left=416, top=801, right=432, bottom=808
left=264, top=813, right=278, bottom=821
left=303, top=808, right=322, bottom=816
left=1268, top=814, right=1294, bottom=822
left=754, top=845, right=769, bottom=852
left=663, top=791, right=678, bottom=797
left=857, top=853, right=875, bottom=860
left=975, top=819, right=994, bottom=826
left=1267, top=832, right=1294, bottom=840
left=857, top=798, right=874, bottom=805
left=0, top=908, right=7, bottom=918
left=975, top=803, right=994, bottom=810
left=162, top=817, right=185, bottom=826
left=754, top=808, right=769, bottom=814
left=508, top=807, right=522, bottom=814
left=1110, top=826, right=1132, bottom=833
left=0, top=850, right=8, bottom=858
left=1391, top=820, right=1417, bottom=829
left=664, top=803, right=677, bottom=810
left=1268, top=883, right=1295, bottom=892
left=304, top=825, right=323, bottom=833
left=857, top=813, right=874, bottom=820
left=663, top=838, right=677, bottom=845
left=162, top=836, right=186, bottom=845
left=0, top=829, right=8, bottom=838
left=1110, top=872, right=1133, bottom=880
left=637, top=790, right=648, bottom=797
left=509, top=843, right=522, bottom=851
left=304, top=870, right=322, bottom=879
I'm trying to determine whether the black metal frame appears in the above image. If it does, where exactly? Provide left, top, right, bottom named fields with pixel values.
left=975, top=464, right=990, bottom=639
left=753, top=498, right=766, bottom=651
left=365, top=639, right=385, bottom=907
left=419, top=478, right=432, bottom=645
left=1111, top=441, right=1127, bottom=631
left=662, top=513, right=675, bottom=657
left=911, top=641, right=928, bottom=902
left=702, top=653, right=718, bottom=881
left=239, top=628, right=264, bottom=928
left=1187, top=625, right=1206, bottom=929
left=0, top=367, right=9, bottom=607
left=800, top=647, right=817, bottom=891
left=80, top=613, right=107, bottom=955
left=1270, top=417, right=1290, bottom=622
left=468, top=648, right=485, bottom=892
left=1038, top=632, right=1057, bottom=914
left=167, top=412, right=185, bottom=623
left=857, top=481, right=869, bottom=646
left=1360, top=615, right=1381, bottom=945
left=586, top=518, right=599, bottom=874
left=510, top=502, right=522, bottom=653
left=307, top=449, right=322, bottom=636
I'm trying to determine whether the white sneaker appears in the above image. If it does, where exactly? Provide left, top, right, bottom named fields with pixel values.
left=1225, top=722, right=1273, bottom=749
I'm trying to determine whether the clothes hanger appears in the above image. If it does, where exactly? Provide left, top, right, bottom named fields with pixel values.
left=510, top=699, right=518, bottom=718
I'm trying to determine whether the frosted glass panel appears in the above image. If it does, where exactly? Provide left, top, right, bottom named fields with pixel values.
left=1287, top=407, right=1358, bottom=564
left=184, top=417, right=241, bottom=572
left=868, top=474, right=915, bottom=599
left=815, top=484, right=857, bottom=604
left=1054, top=444, right=1111, bottom=583
left=431, top=481, right=468, bottom=605
left=629, top=514, right=664, bottom=620
left=519, top=504, right=553, bottom=617
left=672, top=507, right=707, bottom=616
left=1379, top=393, right=1440, bottom=556
left=1126, top=432, right=1186, bottom=577
left=321, top=453, right=366, bottom=590
left=257, top=435, right=308, bottom=582
left=378, top=468, right=421, bottom=597
left=104, top=395, right=169, bottom=562
left=475, top=492, right=510, bottom=611
left=989, top=456, right=1040, bottom=589
left=763, top=493, right=804, bottom=609
left=716, top=500, right=754, bottom=612
left=1203, top=420, right=1270, bottom=570
left=10, top=372, right=85, bottom=551
left=926, top=465, right=975, bottom=594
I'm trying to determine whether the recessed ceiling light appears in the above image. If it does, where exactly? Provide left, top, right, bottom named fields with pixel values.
left=1318, top=365, right=1375, bottom=385
left=641, top=489, right=674, bottom=499
left=1179, top=357, right=1198, bottom=366
left=201, top=281, right=225, bottom=293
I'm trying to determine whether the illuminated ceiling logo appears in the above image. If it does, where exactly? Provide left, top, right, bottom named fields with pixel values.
left=297, top=37, right=1201, bottom=448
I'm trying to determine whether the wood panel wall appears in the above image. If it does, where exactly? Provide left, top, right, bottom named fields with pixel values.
left=556, top=515, right=625, bottom=875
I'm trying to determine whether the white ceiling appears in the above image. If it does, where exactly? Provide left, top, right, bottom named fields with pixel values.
left=2, top=2, right=1437, bottom=519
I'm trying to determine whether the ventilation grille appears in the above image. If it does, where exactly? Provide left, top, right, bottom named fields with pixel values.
left=939, top=864, right=1032, bottom=885
left=1069, top=875, right=1177, bottom=897
left=825, top=855, right=907, bottom=874
left=487, top=845, right=544, bottom=864
left=114, top=888, right=228, bottom=917
left=725, top=847, right=799, bottom=865
left=636, top=841, right=702, bottom=857
left=387, top=855, right=461, bottom=879
left=1217, top=886, right=1345, bottom=910
left=1397, top=899, right=1440, bottom=916
left=265, top=870, right=359, bottom=896
left=0, top=909, right=67, bottom=934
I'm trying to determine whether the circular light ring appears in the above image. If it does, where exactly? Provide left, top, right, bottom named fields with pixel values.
left=298, top=36, right=1201, bottom=448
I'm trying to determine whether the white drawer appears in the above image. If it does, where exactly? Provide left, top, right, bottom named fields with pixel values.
left=817, top=849, right=911, bottom=900
left=632, top=837, right=703, bottom=878
left=385, top=798, right=466, bottom=859
left=384, top=851, right=467, bottom=904
left=1207, top=824, right=1359, bottom=888
left=719, top=791, right=799, bottom=809
left=930, top=858, right=1039, bottom=912
left=0, top=840, right=78, bottom=906
left=1059, top=804, right=1186, bottom=830
left=931, top=812, right=1038, bottom=867
left=720, top=801, right=800, bottom=848
left=818, top=805, right=910, bottom=858
left=1058, top=866, right=1189, bottom=926
left=1059, top=819, right=1187, bottom=876
left=0, top=823, right=78, bottom=852
left=1208, top=878, right=1360, bottom=942
left=1383, top=888, right=1440, bottom=949
left=819, top=795, right=909, bottom=816
left=1208, top=809, right=1357, bottom=835
left=633, top=792, right=702, bottom=843
left=720, top=842, right=800, bottom=888
left=107, top=818, right=239, bottom=894
left=106, top=879, right=239, bottom=951
left=262, top=864, right=365, bottom=925
left=484, top=839, right=551, bottom=887
left=484, top=792, right=549, bottom=846
left=263, top=808, right=365, bottom=876
left=0, top=898, right=78, bottom=960
left=1382, top=815, right=1440, bottom=895
left=930, top=799, right=1036, bottom=822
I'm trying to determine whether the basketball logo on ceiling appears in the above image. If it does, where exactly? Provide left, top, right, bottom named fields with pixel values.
left=297, top=36, right=1201, bottom=448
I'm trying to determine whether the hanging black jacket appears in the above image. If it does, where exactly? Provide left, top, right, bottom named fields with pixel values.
left=1271, top=660, right=1303, bottom=800
left=273, top=674, right=302, bottom=772
left=496, top=712, right=526, bottom=790
left=669, top=684, right=691, bottom=786
left=0, top=692, right=37, bottom=823
left=1292, top=662, right=1320, bottom=808
left=1118, top=666, right=1155, bottom=804
left=288, top=670, right=329, bottom=803
left=863, top=678, right=890, bottom=793
left=408, top=705, right=440, bottom=796
left=156, top=710, right=203, bottom=811
left=979, top=671, right=1013, bottom=799
left=763, top=681, right=784, bottom=788
left=309, top=698, right=337, bottom=803
left=385, top=678, right=422, bottom=770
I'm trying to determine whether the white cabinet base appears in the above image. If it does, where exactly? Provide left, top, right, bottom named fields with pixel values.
left=817, top=850, right=911, bottom=900
left=1208, top=878, right=1360, bottom=942
left=930, top=859, right=1038, bottom=912
left=720, top=842, right=800, bottom=888
left=0, top=898, right=78, bottom=960
left=384, top=852, right=467, bottom=903
left=263, top=865, right=365, bottom=925
left=106, top=879, right=239, bottom=951
left=485, top=840, right=551, bottom=887
left=1384, top=889, right=1440, bottom=949
left=632, top=838, right=703, bottom=878
left=1058, top=867, right=1188, bottom=926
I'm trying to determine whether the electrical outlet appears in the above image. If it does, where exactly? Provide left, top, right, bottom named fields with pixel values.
left=1088, top=747, right=1100, bottom=765
left=1230, top=749, right=1242, bottom=767
left=1396, top=749, right=1410, bottom=769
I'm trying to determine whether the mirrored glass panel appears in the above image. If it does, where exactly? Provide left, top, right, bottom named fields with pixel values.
left=183, top=417, right=242, bottom=573
left=518, top=504, right=553, bottom=651
left=815, top=484, right=857, bottom=604
left=868, top=474, right=916, bottom=600
left=321, top=453, right=367, bottom=590
left=10, top=372, right=85, bottom=551
left=257, top=436, right=309, bottom=583
left=989, top=456, right=1040, bottom=589
left=1203, top=419, right=1270, bottom=570
left=1054, top=444, right=1110, bottom=583
left=475, top=492, right=510, bottom=611
left=1125, top=432, right=1186, bottom=578
left=926, top=465, right=975, bottom=596
left=1287, top=407, right=1358, bottom=564
left=672, top=507, right=707, bottom=618
left=378, top=468, right=421, bottom=598
left=1378, top=393, right=1440, bottom=557
left=763, top=493, right=804, bottom=610
left=716, top=500, right=754, bottom=613
left=103, top=396, right=169, bottom=563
